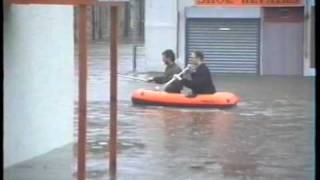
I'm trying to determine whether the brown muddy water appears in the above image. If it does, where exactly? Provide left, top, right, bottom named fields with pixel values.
left=72, top=75, right=314, bottom=180
left=72, top=43, right=315, bottom=180
left=4, top=43, right=314, bottom=180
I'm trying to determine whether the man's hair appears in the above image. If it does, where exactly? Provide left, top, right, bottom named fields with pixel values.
left=162, top=49, right=176, bottom=62
left=194, top=51, right=204, bottom=61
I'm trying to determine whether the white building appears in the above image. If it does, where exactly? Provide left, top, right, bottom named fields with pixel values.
left=4, top=4, right=74, bottom=168
left=145, top=0, right=315, bottom=76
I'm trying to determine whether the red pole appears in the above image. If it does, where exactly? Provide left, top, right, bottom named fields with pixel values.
left=78, top=5, right=88, bottom=180
left=109, top=5, right=118, bottom=178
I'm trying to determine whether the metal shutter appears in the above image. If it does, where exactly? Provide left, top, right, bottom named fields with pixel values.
left=186, top=18, right=260, bottom=74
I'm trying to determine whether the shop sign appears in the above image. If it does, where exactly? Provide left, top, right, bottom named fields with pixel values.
left=196, top=0, right=303, bottom=7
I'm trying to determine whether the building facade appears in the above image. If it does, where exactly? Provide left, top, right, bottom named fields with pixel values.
left=74, top=0, right=145, bottom=43
left=145, top=0, right=315, bottom=76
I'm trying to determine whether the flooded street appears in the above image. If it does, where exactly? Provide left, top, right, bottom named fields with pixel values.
left=73, top=43, right=315, bottom=179
left=3, top=1, right=315, bottom=179
left=4, top=42, right=314, bottom=180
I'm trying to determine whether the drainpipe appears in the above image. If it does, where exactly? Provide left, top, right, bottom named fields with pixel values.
left=176, top=0, right=180, bottom=59
left=303, top=0, right=311, bottom=76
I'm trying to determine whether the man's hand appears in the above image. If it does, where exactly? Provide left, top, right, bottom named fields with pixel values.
left=189, top=64, right=197, bottom=72
left=147, top=77, right=154, bottom=82
left=173, top=74, right=182, bottom=81
left=185, top=92, right=197, bottom=98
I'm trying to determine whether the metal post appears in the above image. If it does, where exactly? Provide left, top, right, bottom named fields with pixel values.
left=109, top=5, right=118, bottom=178
left=78, top=5, right=88, bottom=180
left=133, top=45, right=137, bottom=72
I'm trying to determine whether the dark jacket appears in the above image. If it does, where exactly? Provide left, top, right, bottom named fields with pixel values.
left=181, top=63, right=216, bottom=95
left=153, top=63, right=183, bottom=93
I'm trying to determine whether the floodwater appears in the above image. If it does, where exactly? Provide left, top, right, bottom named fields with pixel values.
left=72, top=43, right=315, bottom=180
left=4, top=43, right=314, bottom=180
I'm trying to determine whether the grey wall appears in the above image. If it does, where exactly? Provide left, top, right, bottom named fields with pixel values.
left=145, top=0, right=178, bottom=71
left=4, top=4, right=74, bottom=168
left=262, top=22, right=304, bottom=75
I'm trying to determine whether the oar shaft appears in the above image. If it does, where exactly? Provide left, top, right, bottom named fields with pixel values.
left=118, top=74, right=148, bottom=82
left=163, top=65, right=191, bottom=89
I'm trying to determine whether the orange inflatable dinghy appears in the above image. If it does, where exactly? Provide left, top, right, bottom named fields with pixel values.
left=131, top=89, right=240, bottom=108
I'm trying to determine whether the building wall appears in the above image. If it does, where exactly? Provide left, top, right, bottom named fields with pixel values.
left=178, top=2, right=261, bottom=69
left=145, top=0, right=178, bottom=71
left=4, top=4, right=74, bottom=168
left=146, top=0, right=312, bottom=76
left=182, top=6, right=261, bottom=69
left=262, top=21, right=304, bottom=75
left=74, top=0, right=144, bottom=43
left=262, top=7, right=304, bottom=75
left=177, top=0, right=194, bottom=66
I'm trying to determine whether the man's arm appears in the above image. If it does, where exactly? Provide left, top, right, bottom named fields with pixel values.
left=148, top=67, right=170, bottom=84
left=154, top=65, right=181, bottom=84
left=152, top=75, right=167, bottom=84
left=181, top=66, right=208, bottom=88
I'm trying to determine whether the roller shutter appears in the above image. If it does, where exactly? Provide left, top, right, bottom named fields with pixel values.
left=186, top=18, right=260, bottom=74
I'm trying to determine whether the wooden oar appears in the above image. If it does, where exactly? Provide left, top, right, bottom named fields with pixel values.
left=161, top=64, right=191, bottom=90
left=118, top=74, right=148, bottom=82
left=118, top=64, right=190, bottom=91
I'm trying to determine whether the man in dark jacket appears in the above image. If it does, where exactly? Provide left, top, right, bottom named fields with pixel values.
left=174, top=51, right=216, bottom=96
left=147, top=49, right=183, bottom=93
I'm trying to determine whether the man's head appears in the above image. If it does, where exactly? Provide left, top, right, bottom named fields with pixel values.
left=189, top=51, right=204, bottom=66
left=162, top=49, right=175, bottom=65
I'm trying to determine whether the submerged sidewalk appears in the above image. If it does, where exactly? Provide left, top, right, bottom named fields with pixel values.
left=4, top=144, right=74, bottom=180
